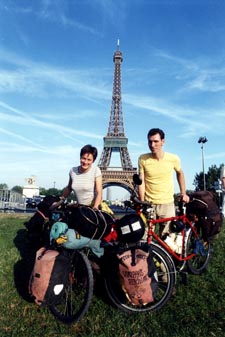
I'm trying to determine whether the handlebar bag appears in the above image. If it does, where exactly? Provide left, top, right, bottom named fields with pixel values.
left=115, top=214, right=145, bottom=243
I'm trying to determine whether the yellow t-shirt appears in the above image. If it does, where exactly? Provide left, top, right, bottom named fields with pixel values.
left=138, top=152, right=181, bottom=204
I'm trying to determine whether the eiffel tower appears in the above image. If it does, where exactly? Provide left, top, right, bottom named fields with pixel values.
left=98, top=41, right=137, bottom=193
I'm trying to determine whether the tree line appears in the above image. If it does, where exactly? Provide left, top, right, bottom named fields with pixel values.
left=193, top=163, right=223, bottom=191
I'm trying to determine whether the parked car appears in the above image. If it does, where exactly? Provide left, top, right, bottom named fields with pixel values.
left=26, top=198, right=37, bottom=208
left=33, top=196, right=43, bottom=205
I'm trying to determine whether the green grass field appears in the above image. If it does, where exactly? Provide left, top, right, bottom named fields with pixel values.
left=0, top=214, right=225, bottom=337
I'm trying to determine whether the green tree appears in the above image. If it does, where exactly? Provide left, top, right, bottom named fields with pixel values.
left=11, top=185, right=23, bottom=194
left=39, top=187, right=64, bottom=197
left=193, top=164, right=223, bottom=190
left=0, top=183, right=8, bottom=189
left=46, top=188, right=61, bottom=196
left=39, top=187, right=48, bottom=196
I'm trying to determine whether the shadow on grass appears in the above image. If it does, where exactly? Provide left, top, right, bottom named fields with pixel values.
left=93, top=271, right=113, bottom=306
left=13, top=228, right=37, bottom=302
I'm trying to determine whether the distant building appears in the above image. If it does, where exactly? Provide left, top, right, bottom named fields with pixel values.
left=0, top=189, right=26, bottom=211
left=106, top=187, right=112, bottom=200
left=23, top=175, right=39, bottom=198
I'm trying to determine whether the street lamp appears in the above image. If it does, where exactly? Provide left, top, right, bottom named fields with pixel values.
left=198, top=136, right=208, bottom=190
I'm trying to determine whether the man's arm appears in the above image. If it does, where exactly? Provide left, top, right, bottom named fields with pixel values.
left=138, top=172, right=146, bottom=201
left=176, top=169, right=189, bottom=203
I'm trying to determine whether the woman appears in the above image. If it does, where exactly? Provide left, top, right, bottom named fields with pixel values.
left=61, top=144, right=102, bottom=209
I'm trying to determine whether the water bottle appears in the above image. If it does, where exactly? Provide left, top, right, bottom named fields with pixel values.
left=175, top=232, right=183, bottom=254
left=164, top=233, right=177, bottom=251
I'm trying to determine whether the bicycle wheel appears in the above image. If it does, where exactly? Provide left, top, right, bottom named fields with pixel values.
left=186, top=227, right=212, bottom=275
left=103, top=243, right=176, bottom=313
left=49, top=250, right=94, bottom=324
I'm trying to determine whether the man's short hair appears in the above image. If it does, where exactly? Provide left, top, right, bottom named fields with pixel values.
left=147, top=128, right=165, bottom=140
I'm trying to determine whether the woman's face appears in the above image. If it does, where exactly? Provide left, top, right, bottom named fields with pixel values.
left=80, top=152, right=94, bottom=171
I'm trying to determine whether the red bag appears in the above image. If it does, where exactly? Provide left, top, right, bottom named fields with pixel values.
left=117, top=247, right=158, bottom=305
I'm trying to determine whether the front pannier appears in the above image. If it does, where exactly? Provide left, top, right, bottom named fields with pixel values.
left=29, top=247, right=71, bottom=306
left=117, top=245, right=158, bottom=305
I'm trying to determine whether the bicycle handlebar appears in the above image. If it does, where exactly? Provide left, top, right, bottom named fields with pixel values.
left=131, top=196, right=153, bottom=208
left=130, top=174, right=153, bottom=209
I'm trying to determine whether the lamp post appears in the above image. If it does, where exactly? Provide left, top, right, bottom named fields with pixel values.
left=198, top=136, right=208, bottom=190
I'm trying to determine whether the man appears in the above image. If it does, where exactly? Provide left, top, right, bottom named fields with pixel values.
left=220, top=165, right=225, bottom=217
left=138, top=128, right=189, bottom=237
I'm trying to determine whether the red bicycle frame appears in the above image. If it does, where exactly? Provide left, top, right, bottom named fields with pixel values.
left=135, top=206, right=199, bottom=262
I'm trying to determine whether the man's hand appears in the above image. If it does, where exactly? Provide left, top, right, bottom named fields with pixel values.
left=181, top=193, right=190, bottom=203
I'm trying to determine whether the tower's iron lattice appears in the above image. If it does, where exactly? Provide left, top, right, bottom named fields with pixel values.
left=98, top=42, right=137, bottom=192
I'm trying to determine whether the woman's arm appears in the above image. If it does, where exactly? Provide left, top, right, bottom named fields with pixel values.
left=61, top=176, right=72, bottom=199
left=93, top=175, right=102, bottom=209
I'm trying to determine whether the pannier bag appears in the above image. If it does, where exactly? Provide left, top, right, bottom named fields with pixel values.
left=115, top=214, right=145, bottom=243
left=186, top=190, right=223, bottom=241
left=29, top=247, right=71, bottom=306
left=117, top=246, right=158, bottom=306
left=67, top=205, right=114, bottom=240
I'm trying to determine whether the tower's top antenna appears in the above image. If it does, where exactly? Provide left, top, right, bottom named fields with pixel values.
left=117, top=39, right=120, bottom=50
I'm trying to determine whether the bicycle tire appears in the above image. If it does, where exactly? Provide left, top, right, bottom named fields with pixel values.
left=49, top=250, right=94, bottom=324
left=103, top=243, right=176, bottom=313
left=186, top=227, right=212, bottom=275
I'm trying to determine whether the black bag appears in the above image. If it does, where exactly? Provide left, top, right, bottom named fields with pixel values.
left=29, top=247, right=71, bottom=306
left=117, top=245, right=158, bottom=305
left=67, top=205, right=114, bottom=240
left=115, top=214, right=145, bottom=243
left=186, top=190, right=223, bottom=241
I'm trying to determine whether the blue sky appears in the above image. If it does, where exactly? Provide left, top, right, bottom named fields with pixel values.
left=0, top=0, right=225, bottom=198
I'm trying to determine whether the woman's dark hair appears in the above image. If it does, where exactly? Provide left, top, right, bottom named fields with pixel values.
left=80, top=144, right=98, bottom=161
left=147, top=128, right=165, bottom=140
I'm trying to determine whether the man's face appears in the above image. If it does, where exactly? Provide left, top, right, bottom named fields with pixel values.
left=148, top=133, right=165, bottom=154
